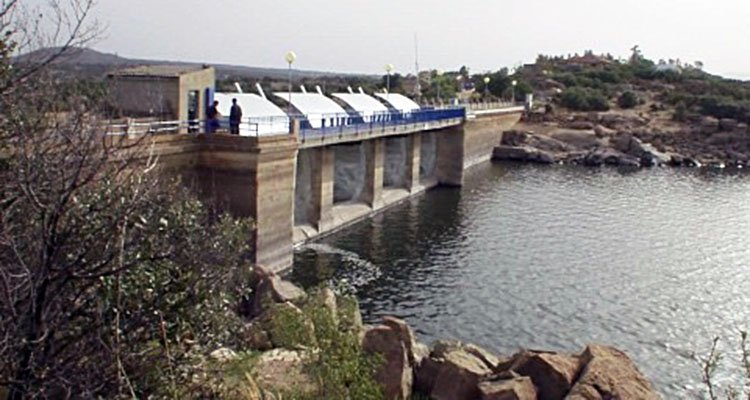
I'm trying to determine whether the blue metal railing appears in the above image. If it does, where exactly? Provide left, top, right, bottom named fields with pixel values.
left=298, top=107, right=465, bottom=140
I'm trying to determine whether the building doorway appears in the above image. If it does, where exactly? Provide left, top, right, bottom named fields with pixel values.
left=187, top=90, right=199, bottom=132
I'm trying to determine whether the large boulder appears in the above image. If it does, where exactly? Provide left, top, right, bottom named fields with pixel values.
left=430, top=348, right=494, bottom=400
left=566, top=120, right=596, bottom=130
left=430, top=340, right=501, bottom=371
left=362, top=324, right=413, bottom=400
left=501, top=130, right=531, bottom=146
left=254, top=349, right=316, bottom=396
left=493, top=145, right=555, bottom=164
left=209, top=347, right=239, bottom=363
left=250, top=268, right=307, bottom=318
left=582, top=148, right=640, bottom=168
left=565, top=344, right=659, bottom=400
left=479, top=376, right=537, bottom=400
left=701, top=116, right=720, bottom=135
left=610, top=134, right=669, bottom=166
left=550, top=129, right=602, bottom=149
left=241, top=322, right=273, bottom=351
left=336, top=294, right=364, bottom=336
left=510, top=350, right=582, bottom=400
left=263, top=301, right=316, bottom=349
left=593, top=125, right=616, bottom=138
left=382, top=316, right=418, bottom=365
left=707, top=131, right=745, bottom=146
left=720, top=118, right=738, bottom=132
left=527, top=135, right=571, bottom=153
left=416, top=340, right=497, bottom=400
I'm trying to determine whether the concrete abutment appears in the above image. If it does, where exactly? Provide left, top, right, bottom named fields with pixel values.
left=151, top=110, right=521, bottom=272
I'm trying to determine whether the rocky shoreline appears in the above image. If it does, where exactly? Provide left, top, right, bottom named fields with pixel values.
left=495, top=111, right=750, bottom=169
left=234, top=266, right=661, bottom=400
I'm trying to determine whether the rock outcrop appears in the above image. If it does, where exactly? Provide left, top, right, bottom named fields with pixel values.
left=362, top=323, right=414, bottom=399
left=494, top=129, right=676, bottom=169
left=565, top=345, right=659, bottom=400
left=479, top=376, right=538, bottom=400
left=423, top=343, right=494, bottom=400
left=510, top=351, right=582, bottom=400
left=493, top=145, right=555, bottom=164
left=240, top=270, right=661, bottom=400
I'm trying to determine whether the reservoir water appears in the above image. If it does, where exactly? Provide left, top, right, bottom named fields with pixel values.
left=292, top=162, right=750, bottom=398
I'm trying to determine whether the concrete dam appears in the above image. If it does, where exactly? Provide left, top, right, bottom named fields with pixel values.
left=108, top=65, right=523, bottom=272
left=170, top=107, right=521, bottom=272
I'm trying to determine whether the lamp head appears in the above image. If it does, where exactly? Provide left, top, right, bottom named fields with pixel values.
left=285, top=51, right=297, bottom=65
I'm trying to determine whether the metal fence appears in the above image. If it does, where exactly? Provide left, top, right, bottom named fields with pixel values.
left=104, top=118, right=265, bottom=137
left=298, top=107, right=465, bottom=140
left=103, top=107, right=469, bottom=139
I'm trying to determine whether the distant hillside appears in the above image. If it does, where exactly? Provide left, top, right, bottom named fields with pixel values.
left=13, top=47, right=375, bottom=81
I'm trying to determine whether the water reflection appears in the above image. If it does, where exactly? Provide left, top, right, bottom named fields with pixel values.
left=293, top=162, right=750, bottom=398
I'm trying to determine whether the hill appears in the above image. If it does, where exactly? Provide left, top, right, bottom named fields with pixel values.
left=506, top=52, right=750, bottom=167
left=13, top=47, right=376, bottom=81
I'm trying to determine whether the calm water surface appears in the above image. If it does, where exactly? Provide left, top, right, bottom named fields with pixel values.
left=292, top=162, right=750, bottom=398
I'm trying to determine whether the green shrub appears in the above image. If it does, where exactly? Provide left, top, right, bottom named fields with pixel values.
left=674, top=102, right=688, bottom=122
left=618, top=91, right=638, bottom=109
left=297, top=291, right=383, bottom=400
left=559, top=87, right=610, bottom=111
left=266, top=302, right=317, bottom=349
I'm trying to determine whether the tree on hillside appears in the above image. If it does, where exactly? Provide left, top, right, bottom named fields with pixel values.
left=381, top=72, right=403, bottom=93
left=629, top=45, right=643, bottom=65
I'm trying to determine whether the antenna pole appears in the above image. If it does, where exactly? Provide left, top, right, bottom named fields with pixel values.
left=414, top=32, right=421, bottom=100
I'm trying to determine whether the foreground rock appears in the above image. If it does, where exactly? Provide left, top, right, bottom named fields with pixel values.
left=510, top=351, right=581, bottom=400
left=479, top=376, right=537, bottom=400
left=422, top=343, right=494, bottom=400
left=254, top=349, right=317, bottom=395
left=241, top=270, right=661, bottom=400
left=362, top=320, right=415, bottom=399
left=566, top=344, right=659, bottom=400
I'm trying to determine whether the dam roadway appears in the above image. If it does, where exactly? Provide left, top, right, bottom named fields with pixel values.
left=135, top=105, right=524, bottom=271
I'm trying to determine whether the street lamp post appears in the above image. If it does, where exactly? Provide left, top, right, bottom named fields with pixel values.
left=285, top=51, right=297, bottom=115
left=456, top=75, right=463, bottom=104
left=483, top=76, right=491, bottom=99
left=511, top=79, right=518, bottom=105
left=385, top=63, right=394, bottom=98
left=436, top=69, right=444, bottom=106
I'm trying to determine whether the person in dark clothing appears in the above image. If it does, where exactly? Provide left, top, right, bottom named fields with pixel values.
left=229, top=98, right=243, bottom=135
left=206, top=100, right=220, bottom=133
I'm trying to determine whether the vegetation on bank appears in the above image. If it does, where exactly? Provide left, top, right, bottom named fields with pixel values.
left=524, top=51, right=750, bottom=123
left=0, top=1, right=382, bottom=399
left=700, top=331, right=750, bottom=400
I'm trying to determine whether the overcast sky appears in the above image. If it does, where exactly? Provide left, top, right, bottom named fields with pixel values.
left=78, top=0, right=750, bottom=79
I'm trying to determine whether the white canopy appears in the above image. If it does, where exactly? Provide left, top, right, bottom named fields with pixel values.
left=375, top=93, right=421, bottom=112
left=274, top=92, right=349, bottom=129
left=331, top=93, right=389, bottom=122
left=214, top=92, right=290, bottom=136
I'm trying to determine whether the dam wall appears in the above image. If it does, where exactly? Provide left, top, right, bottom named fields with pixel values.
left=134, top=108, right=522, bottom=272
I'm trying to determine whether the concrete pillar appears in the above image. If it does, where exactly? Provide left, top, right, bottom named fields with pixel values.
left=435, top=125, right=465, bottom=186
left=362, top=138, right=385, bottom=208
left=310, top=147, right=335, bottom=232
left=405, top=133, right=421, bottom=192
left=251, top=136, right=298, bottom=271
